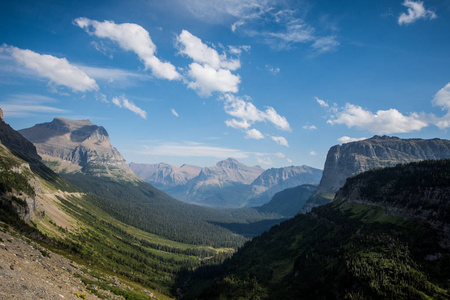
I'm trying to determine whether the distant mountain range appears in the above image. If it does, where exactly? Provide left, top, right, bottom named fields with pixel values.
left=302, top=135, right=450, bottom=212
left=19, top=117, right=139, bottom=181
left=130, top=159, right=322, bottom=208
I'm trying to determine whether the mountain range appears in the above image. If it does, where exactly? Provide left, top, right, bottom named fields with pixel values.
left=130, top=159, right=322, bottom=208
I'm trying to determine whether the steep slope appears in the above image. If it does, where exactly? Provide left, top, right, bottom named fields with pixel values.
left=180, top=160, right=450, bottom=300
left=256, top=184, right=317, bottom=217
left=247, top=166, right=322, bottom=206
left=129, top=162, right=201, bottom=188
left=19, top=117, right=139, bottom=181
left=303, top=135, right=450, bottom=212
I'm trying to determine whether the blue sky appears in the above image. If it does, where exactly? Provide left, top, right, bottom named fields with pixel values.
left=1, top=0, right=450, bottom=169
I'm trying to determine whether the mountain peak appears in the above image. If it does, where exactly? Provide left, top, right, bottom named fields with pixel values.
left=19, top=118, right=137, bottom=181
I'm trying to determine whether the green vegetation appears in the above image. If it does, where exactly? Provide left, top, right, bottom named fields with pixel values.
left=179, top=160, right=450, bottom=299
left=61, top=173, right=285, bottom=248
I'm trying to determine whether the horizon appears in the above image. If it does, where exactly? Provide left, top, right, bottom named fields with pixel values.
left=1, top=0, right=450, bottom=170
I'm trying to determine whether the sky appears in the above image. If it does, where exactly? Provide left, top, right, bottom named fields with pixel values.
left=1, top=0, right=450, bottom=170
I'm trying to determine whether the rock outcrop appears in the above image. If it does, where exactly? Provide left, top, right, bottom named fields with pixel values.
left=303, top=136, right=450, bottom=212
left=19, top=118, right=139, bottom=181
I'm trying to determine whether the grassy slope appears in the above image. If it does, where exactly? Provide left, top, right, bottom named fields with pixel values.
left=180, top=160, right=450, bottom=300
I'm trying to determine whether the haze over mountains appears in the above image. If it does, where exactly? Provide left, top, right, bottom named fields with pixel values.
left=130, top=159, right=322, bottom=208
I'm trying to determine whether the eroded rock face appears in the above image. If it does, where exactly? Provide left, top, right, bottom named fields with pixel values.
left=318, top=136, right=450, bottom=194
left=302, top=136, right=450, bottom=213
left=19, top=118, right=138, bottom=180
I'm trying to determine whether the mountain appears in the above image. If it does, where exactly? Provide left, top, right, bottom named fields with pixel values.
left=180, top=160, right=450, bottom=299
left=302, top=135, right=450, bottom=212
left=132, top=160, right=322, bottom=208
left=256, top=184, right=317, bottom=217
left=247, top=166, right=322, bottom=206
left=19, top=117, right=139, bottom=181
left=1, top=111, right=288, bottom=297
left=129, top=162, right=201, bottom=188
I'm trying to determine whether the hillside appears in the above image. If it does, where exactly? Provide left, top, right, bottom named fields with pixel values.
left=302, top=135, right=450, bottom=212
left=0, top=112, right=286, bottom=298
left=180, top=160, right=450, bottom=299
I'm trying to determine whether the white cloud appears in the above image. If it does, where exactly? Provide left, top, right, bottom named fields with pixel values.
left=225, top=119, right=251, bottom=129
left=271, top=136, right=289, bottom=147
left=433, top=82, right=450, bottom=110
left=223, top=94, right=291, bottom=131
left=171, top=108, right=179, bottom=117
left=311, top=36, right=339, bottom=53
left=275, top=152, right=285, bottom=158
left=111, top=95, right=147, bottom=119
left=182, top=1, right=339, bottom=53
left=0, top=93, right=69, bottom=117
left=309, top=150, right=317, bottom=156
left=287, top=158, right=293, bottom=163
left=138, top=142, right=249, bottom=159
left=315, top=97, right=329, bottom=108
left=176, top=30, right=242, bottom=96
left=327, top=103, right=428, bottom=134
left=187, top=63, right=240, bottom=96
left=303, top=125, right=317, bottom=130
left=177, top=30, right=240, bottom=71
left=245, top=128, right=264, bottom=139
left=398, top=0, right=436, bottom=25
left=337, top=136, right=367, bottom=144
left=74, top=18, right=180, bottom=80
left=2, top=45, right=98, bottom=92
left=78, top=65, right=150, bottom=87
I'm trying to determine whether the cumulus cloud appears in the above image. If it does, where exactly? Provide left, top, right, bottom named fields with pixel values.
left=177, top=30, right=240, bottom=70
left=112, top=95, right=147, bottom=119
left=256, top=156, right=273, bottom=165
left=74, top=18, right=180, bottom=80
left=176, top=30, right=242, bottom=96
left=337, top=136, right=367, bottom=144
left=2, top=45, right=98, bottom=92
left=245, top=128, right=264, bottom=139
left=327, top=103, right=428, bottom=134
left=398, top=0, right=436, bottom=25
left=171, top=108, right=179, bottom=117
left=187, top=63, right=240, bottom=96
left=433, top=82, right=450, bottom=110
left=309, top=150, right=317, bottom=156
left=223, top=94, right=291, bottom=131
left=275, top=152, right=285, bottom=158
left=271, top=136, right=289, bottom=147
left=225, top=119, right=251, bottom=129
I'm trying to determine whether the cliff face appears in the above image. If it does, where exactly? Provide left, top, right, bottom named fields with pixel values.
left=19, top=118, right=139, bottom=181
left=318, top=136, right=450, bottom=194
left=302, top=136, right=450, bottom=212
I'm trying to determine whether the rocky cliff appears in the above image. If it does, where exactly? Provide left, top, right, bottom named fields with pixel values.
left=19, top=118, right=139, bottom=181
left=303, top=136, right=450, bottom=212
